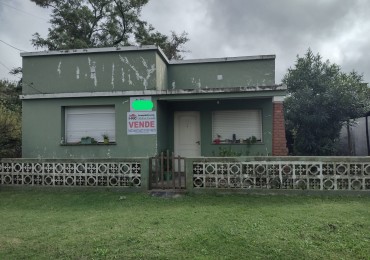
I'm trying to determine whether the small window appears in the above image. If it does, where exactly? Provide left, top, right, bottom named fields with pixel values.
left=65, top=106, right=115, bottom=143
left=212, top=110, right=262, bottom=144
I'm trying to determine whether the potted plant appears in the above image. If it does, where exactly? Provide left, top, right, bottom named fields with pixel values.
left=81, top=136, right=93, bottom=144
left=103, top=134, right=109, bottom=144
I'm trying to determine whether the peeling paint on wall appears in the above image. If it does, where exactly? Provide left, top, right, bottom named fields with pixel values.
left=128, top=74, right=133, bottom=86
left=88, top=57, right=97, bottom=87
left=121, top=67, right=125, bottom=83
left=119, top=55, right=156, bottom=90
left=111, top=63, right=115, bottom=88
left=76, top=66, right=80, bottom=79
left=191, top=78, right=202, bottom=89
left=57, top=61, right=62, bottom=77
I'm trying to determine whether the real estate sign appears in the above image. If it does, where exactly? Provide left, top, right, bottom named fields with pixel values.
left=127, top=111, right=157, bottom=135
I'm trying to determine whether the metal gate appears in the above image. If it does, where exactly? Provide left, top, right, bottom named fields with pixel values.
left=149, top=151, right=186, bottom=190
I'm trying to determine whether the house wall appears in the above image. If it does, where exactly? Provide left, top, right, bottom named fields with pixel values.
left=155, top=53, right=168, bottom=90
left=21, top=47, right=285, bottom=159
left=168, top=58, right=275, bottom=90
left=162, top=98, right=273, bottom=156
left=22, top=49, right=275, bottom=94
left=22, top=97, right=158, bottom=158
left=22, top=50, right=158, bottom=95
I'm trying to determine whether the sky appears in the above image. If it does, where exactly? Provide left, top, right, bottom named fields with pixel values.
left=1, top=0, right=370, bottom=84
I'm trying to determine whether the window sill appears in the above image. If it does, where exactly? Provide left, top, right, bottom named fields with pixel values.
left=61, top=142, right=117, bottom=146
left=212, top=142, right=264, bottom=145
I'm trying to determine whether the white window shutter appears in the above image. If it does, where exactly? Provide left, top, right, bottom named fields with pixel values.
left=212, top=110, right=262, bottom=141
left=65, top=106, right=116, bottom=143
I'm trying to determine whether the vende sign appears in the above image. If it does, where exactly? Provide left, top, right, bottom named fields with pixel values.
left=127, top=111, right=157, bottom=135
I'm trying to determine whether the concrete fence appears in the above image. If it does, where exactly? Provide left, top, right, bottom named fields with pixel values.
left=1, top=157, right=369, bottom=193
left=0, top=158, right=149, bottom=190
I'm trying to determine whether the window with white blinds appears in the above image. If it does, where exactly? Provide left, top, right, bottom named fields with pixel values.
left=212, top=110, right=262, bottom=142
left=65, top=106, right=116, bottom=143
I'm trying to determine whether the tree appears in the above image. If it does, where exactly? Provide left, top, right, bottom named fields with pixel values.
left=283, top=49, right=370, bottom=156
left=0, top=80, right=22, bottom=158
left=30, top=0, right=189, bottom=59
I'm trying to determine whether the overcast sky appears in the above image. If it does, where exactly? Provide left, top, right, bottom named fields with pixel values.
left=1, top=0, right=370, bottom=84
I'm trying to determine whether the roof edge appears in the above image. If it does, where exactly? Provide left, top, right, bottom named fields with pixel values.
left=20, top=46, right=274, bottom=64
left=170, top=55, right=276, bottom=65
left=20, top=45, right=169, bottom=59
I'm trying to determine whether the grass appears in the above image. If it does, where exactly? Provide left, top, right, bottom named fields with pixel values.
left=0, top=188, right=369, bottom=259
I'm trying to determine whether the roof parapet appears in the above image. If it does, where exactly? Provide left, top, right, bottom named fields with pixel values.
left=20, top=45, right=275, bottom=65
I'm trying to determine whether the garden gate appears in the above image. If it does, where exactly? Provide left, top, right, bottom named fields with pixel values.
left=149, top=151, right=186, bottom=190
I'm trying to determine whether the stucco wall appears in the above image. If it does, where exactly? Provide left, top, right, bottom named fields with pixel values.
left=168, top=58, right=275, bottom=90
left=22, top=50, right=158, bottom=94
left=22, top=97, right=158, bottom=158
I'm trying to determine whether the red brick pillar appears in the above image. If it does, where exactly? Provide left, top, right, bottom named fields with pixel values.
left=272, top=98, right=288, bottom=156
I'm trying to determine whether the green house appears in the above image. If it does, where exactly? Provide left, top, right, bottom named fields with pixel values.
left=20, top=46, right=287, bottom=158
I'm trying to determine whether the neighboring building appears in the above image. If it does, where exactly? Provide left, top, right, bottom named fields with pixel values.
left=20, top=46, right=287, bottom=158
left=339, top=112, right=370, bottom=156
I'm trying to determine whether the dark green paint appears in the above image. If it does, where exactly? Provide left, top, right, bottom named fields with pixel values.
left=168, top=59, right=275, bottom=90
left=22, top=50, right=157, bottom=95
left=157, top=98, right=273, bottom=156
left=22, top=49, right=275, bottom=94
left=22, top=97, right=158, bottom=158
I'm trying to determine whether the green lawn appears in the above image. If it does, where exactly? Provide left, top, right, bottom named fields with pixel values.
left=0, top=188, right=369, bottom=259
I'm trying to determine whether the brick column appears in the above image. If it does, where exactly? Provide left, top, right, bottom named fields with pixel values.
left=272, top=97, right=288, bottom=156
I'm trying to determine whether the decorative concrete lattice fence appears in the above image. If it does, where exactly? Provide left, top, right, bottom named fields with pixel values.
left=192, top=158, right=370, bottom=191
left=0, top=160, right=142, bottom=187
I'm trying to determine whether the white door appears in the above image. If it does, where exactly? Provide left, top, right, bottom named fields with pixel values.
left=174, top=111, right=201, bottom=157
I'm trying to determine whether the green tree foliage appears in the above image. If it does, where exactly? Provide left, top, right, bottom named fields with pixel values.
left=30, top=0, right=189, bottom=59
left=0, top=80, right=22, bottom=158
left=283, top=49, right=370, bottom=155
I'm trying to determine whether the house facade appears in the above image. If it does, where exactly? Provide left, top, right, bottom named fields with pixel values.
left=21, top=46, right=287, bottom=158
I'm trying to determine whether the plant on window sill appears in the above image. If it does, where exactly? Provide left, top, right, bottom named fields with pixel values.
left=103, top=134, right=110, bottom=145
left=213, top=136, right=260, bottom=144
left=80, top=136, right=97, bottom=144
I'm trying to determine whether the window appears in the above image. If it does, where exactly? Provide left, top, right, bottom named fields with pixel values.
left=65, top=106, right=116, bottom=143
left=212, top=110, right=262, bottom=143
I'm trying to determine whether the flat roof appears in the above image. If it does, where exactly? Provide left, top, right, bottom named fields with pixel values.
left=170, top=55, right=275, bottom=65
left=20, top=45, right=275, bottom=64
left=20, top=45, right=163, bottom=57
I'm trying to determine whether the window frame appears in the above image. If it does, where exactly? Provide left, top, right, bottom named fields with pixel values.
left=64, top=105, right=116, bottom=145
left=212, top=109, right=263, bottom=144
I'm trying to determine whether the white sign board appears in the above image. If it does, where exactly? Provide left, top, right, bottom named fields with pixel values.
left=127, top=111, right=157, bottom=135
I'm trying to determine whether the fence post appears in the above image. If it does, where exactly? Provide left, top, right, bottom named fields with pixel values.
left=185, top=158, right=194, bottom=192
left=140, top=158, right=150, bottom=191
